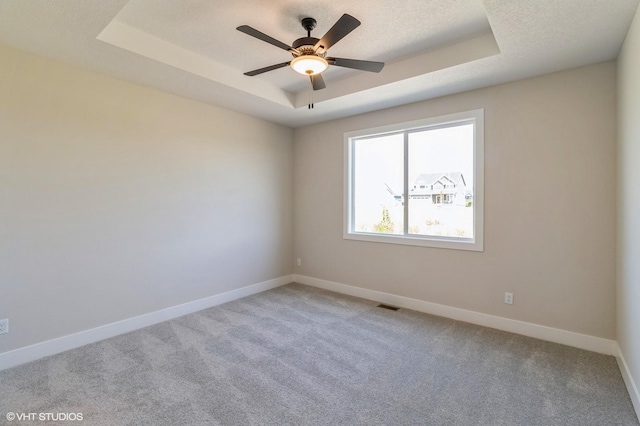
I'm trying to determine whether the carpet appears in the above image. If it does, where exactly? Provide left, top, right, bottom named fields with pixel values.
left=0, top=283, right=637, bottom=425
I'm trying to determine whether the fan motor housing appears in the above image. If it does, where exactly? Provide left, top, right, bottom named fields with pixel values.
left=292, top=37, right=320, bottom=51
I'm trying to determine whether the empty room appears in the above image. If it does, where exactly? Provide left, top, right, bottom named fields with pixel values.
left=1, top=0, right=640, bottom=424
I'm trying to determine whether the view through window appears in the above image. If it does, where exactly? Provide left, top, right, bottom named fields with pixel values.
left=345, top=110, right=483, bottom=251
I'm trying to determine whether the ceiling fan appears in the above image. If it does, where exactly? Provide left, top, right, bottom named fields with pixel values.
left=236, top=14, right=384, bottom=92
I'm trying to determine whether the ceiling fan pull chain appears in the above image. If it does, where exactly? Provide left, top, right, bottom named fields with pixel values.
left=308, top=84, right=314, bottom=109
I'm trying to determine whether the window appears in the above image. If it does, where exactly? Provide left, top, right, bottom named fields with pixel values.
left=344, top=109, right=484, bottom=251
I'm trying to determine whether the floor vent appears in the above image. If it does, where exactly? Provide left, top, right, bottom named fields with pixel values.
left=377, top=304, right=400, bottom=311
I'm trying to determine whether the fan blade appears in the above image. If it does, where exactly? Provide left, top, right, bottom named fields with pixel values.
left=314, top=14, right=360, bottom=52
left=244, top=62, right=291, bottom=76
left=310, top=74, right=326, bottom=90
left=327, top=57, right=384, bottom=73
left=237, top=25, right=293, bottom=51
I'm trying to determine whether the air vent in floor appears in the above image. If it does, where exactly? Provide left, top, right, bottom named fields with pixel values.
left=377, top=304, right=399, bottom=311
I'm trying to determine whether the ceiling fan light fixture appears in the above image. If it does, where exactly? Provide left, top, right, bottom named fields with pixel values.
left=290, top=55, right=328, bottom=75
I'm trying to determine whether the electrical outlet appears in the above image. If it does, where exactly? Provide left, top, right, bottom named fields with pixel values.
left=0, top=319, right=8, bottom=335
left=504, top=292, right=514, bottom=305
left=296, top=258, right=302, bottom=266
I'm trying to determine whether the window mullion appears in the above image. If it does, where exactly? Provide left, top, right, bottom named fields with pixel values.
left=403, top=131, right=409, bottom=236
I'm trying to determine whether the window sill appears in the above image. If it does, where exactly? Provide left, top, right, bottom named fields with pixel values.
left=343, top=231, right=483, bottom=252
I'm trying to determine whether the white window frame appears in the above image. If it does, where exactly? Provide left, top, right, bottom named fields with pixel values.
left=343, top=109, right=484, bottom=251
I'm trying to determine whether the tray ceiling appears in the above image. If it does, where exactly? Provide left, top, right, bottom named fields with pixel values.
left=0, top=0, right=638, bottom=127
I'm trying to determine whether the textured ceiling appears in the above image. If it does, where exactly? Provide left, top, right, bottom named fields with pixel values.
left=114, top=0, right=491, bottom=93
left=0, top=0, right=638, bottom=127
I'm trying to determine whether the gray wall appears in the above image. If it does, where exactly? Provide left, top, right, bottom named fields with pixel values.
left=294, top=62, right=617, bottom=339
left=0, top=45, right=294, bottom=353
left=618, top=3, right=640, bottom=411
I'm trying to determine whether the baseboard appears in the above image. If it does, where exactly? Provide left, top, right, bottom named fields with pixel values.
left=294, top=274, right=618, bottom=356
left=0, top=275, right=294, bottom=372
left=617, top=344, right=640, bottom=421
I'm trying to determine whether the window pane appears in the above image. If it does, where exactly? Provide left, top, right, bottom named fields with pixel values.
left=408, top=124, right=474, bottom=238
left=345, top=109, right=483, bottom=251
left=353, top=134, right=404, bottom=234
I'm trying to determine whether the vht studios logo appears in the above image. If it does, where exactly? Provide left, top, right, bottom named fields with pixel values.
left=6, top=412, right=84, bottom=422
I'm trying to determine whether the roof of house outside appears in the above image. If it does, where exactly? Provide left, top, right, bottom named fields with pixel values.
left=413, top=172, right=466, bottom=187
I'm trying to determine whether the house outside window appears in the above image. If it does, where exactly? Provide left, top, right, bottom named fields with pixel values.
left=344, top=109, right=484, bottom=251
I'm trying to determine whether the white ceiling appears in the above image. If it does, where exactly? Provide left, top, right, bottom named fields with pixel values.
left=0, top=0, right=638, bottom=128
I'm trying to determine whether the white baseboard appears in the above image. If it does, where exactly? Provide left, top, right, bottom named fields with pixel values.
left=617, top=344, right=640, bottom=421
left=0, top=275, right=294, bottom=372
left=294, top=274, right=618, bottom=356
